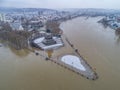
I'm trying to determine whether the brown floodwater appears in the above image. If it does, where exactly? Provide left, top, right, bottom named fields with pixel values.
left=0, top=17, right=120, bottom=90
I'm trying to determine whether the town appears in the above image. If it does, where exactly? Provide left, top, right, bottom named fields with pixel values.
left=0, top=8, right=71, bottom=49
left=98, top=15, right=120, bottom=30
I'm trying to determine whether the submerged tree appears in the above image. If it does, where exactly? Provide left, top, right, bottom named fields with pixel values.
left=0, top=22, right=33, bottom=50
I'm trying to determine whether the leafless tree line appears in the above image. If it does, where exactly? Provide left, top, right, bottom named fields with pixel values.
left=0, top=22, right=32, bottom=49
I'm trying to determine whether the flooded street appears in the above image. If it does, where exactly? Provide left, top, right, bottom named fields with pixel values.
left=0, top=17, right=120, bottom=90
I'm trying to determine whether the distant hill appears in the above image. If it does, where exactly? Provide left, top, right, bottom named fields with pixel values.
left=0, top=7, right=57, bottom=13
left=57, top=8, right=120, bottom=15
left=0, top=7, right=120, bottom=16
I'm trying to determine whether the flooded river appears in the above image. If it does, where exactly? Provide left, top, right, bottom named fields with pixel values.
left=0, top=17, right=120, bottom=90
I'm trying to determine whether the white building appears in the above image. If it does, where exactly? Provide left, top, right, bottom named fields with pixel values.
left=10, top=22, right=24, bottom=31
left=0, top=13, right=6, bottom=22
left=109, top=22, right=120, bottom=30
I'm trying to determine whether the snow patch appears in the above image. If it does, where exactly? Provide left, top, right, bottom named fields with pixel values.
left=34, top=37, right=44, bottom=43
left=61, top=55, right=86, bottom=71
left=42, top=43, right=63, bottom=50
left=33, top=37, right=63, bottom=50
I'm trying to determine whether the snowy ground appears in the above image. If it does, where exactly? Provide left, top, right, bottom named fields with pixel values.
left=61, top=55, right=86, bottom=71
left=34, top=37, right=45, bottom=43
left=42, top=43, right=63, bottom=50
left=33, top=37, right=63, bottom=50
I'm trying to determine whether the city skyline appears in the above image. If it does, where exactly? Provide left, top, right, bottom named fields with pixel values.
left=0, top=0, right=120, bottom=9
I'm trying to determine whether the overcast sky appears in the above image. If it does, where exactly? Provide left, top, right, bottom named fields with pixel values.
left=0, top=0, right=120, bottom=9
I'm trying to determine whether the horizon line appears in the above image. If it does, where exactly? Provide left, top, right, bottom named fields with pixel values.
left=0, top=7, right=120, bottom=10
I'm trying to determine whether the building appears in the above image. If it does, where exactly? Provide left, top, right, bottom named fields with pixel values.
left=22, top=20, right=44, bottom=31
left=112, top=22, right=120, bottom=30
left=0, top=14, right=6, bottom=22
left=32, top=29, right=64, bottom=50
left=42, top=29, right=56, bottom=45
left=10, top=22, right=24, bottom=31
left=29, top=21, right=44, bottom=30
